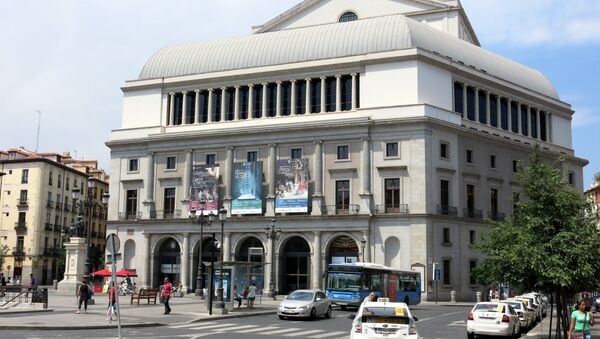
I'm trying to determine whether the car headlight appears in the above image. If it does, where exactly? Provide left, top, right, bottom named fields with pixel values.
left=297, top=305, right=309, bottom=310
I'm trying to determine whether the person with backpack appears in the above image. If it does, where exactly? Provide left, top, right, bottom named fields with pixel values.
left=75, top=280, right=91, bottom=314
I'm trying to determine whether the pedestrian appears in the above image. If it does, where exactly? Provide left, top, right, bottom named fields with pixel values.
left=0, top=273, right=6, bottom=286
left=488, top=289, right=493, bottom=301
left=242, top=286, right=249, bottom=306
left=247, top=283, right=257, bottom=309
left=363, top=292, right=377, bottom=303
left=76, top=280, right=91, bottom=314
left=569, top=299, right=594, bottom=339
left=232, top=285, right=242, bottom=309
left=26, top=273, right=37, bottom=298
left=161, top=277, right=173, bottom=314
left=106, top=282, right=117, bottom=321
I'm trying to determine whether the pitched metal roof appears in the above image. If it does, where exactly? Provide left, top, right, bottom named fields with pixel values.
left=138, top=14, right=559, bottom=100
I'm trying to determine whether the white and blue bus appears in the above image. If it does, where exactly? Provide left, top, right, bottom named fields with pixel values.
left=325, top=262, right=421, bottom=308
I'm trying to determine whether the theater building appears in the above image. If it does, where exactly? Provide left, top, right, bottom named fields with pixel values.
left=106, top=0, right=586, bottom=301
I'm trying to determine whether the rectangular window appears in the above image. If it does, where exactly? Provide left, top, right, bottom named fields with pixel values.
left=478, top=91, right=487, bottom=124
left=530, top=108, right=538, bottom=139
left=281, top=82, right=292, bottom=116
left=443, top=227, right=450, bottom=244
left=252, top=85, right=263, bottom=118
left=128, top=159, right=139, bottom=172
left=47, top=192, right=52, bottom=205
left=521, top=105, right=529, bottom=136
left=490, top=188, right=499, bottom=216
left=466, top=149, right=473, bottom=164
left=19, top=190, right=28, bottom=203
left=166, top=156, right=177, bottom=170
left=295, top=80, right=307, bottom=114
left=226, top=88, right=235, bottom=121
left=186, top=91, right=195, bottom=124
left=199, top=91, right=209, bottom=123
left=500, top=98, right=509, bottom=130
left=440, top=142, right=449, bottom=159
left=173, top=93, right=183, bottom=125
left=266, top=83, right=277, bottom=117
left=466, top=184, right=475, bottom=212
left=325, top=77, right=336, bottom=112
left=213, top=90, right=222, bottom=122
left=239, top=86, right=249, bottom=120
left=469, top=261, right=477, bottom=285
left=440, top=180, right=449, bottom=208
left=291, top=148, right=303, bottom=160
left=48, top=171, right=53, bottom=185
left=490, top=95, right=498, bottom=127
left=453, top=82, right=464, bottom=115
left=66, top=178, right=70, bottom=191
left=206, top=154, right=216, bottom=165
left=57, top=174, right=62, bottom=188
left=164, top=188, right=176, bottom=217
left=512, top=160, right=518, bottom=173
left=17, top=236, right=24, bottom=251
left=340, top=75, right=353, bottom=111
left=126, top=190, right=138, bottom=218
left=568, top=172, right=575, bottom=185
left=490, top=155, right=496, bottom=169
left=18, top=211, right=26, bottom=224
left=511, top=101, right=519, bottom=133
left=386, top=142, right=399, bottom=158
left=384, top=178, right=400, bottom=213
left=337, top=145, right=349, bottom=160
left=335, top=180, right=350, bottom=214
left=21, top=169, right=29, bottom=184
left=469, top=230, right=476, bottom=245
left=540, top=111, right=547, bottom=141
left=443, top=259, right=451, bottom=285
left=466, top=87, right=476, bottom=121
left=247, top=151, right=258, bottom=163
left=310, top=78, right=321, bottom=113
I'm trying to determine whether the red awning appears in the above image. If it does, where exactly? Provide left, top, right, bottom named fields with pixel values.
left=116, top=269, right=138, bottom=277
left=90, top=269, right=112, bottom=277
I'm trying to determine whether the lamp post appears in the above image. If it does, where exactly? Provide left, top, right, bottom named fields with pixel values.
left=71, top=177, right=109, bottom=275
left=360, top=237, right=367, bottom=263
left=215, top=208, right=227, bottom=310
left=189, top=198, right=215, bottom=297
left=265, top=218, right=281, bottom=300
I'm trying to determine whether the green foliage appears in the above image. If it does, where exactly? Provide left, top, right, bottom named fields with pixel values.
left=475, top=147, right=600, bottom=294
left=87, top=246, right=104, bottom=272
left=0, top=244, right=9, bottom=270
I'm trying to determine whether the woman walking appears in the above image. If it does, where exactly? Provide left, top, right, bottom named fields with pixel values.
left=75, top=280, right=90, bottom=314
left=106, top=282, right=117, bottom=321
left=161, top=277, right=173, bottom=314
left=569, top=299, right=594, bottom=339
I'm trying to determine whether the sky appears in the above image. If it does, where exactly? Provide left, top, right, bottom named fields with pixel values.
left=0, top=0, right=598, bottom=187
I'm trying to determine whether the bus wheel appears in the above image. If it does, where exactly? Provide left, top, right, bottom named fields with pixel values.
left=404, top=296, right=409, bottom=304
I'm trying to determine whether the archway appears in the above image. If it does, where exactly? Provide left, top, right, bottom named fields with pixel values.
left=281, top=236, right=311, bottom=294
left=235, top=236, right=265, bottom=289
left=328, top=235, right=359, bottom=264
left=384, top=237, right=400, bottom=268
left=123, top=239, right=136, bottom=270
left=191, top=237, right=220, bottom=291
left=155, top=238, right=181, bottom=287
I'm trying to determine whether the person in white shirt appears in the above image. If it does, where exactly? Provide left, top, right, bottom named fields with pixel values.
left=247, top=283, right=257, bottom=309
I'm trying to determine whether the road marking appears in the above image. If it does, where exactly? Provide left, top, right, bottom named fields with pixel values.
left=257, top=327, right=302, bottom=335
left=187, top=323, right=237, bottom=330
left=307, top=330, right=349, bottom=338
left=170, top=322, right=216, bottom=329
left=283, top=329, right=326, bottom=337
left=224, top=324, right=260, bottom=331
left=418, top=310, right=466, bottom=322
left=448, top=320, right=467, bottom=327
left=235, top=326, right=279, bottom=333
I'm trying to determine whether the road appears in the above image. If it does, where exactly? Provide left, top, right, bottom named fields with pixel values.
left=0, top=304, right=471, bottom=339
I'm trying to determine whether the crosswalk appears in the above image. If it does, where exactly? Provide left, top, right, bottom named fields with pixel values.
left=168, top=321, right=348, bottom=338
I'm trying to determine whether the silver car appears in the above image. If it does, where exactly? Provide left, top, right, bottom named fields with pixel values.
left=278, top=289, right=332, bottom=320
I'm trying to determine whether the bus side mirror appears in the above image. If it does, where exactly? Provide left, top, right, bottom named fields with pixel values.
left=348, top=314, right=357, bottom=320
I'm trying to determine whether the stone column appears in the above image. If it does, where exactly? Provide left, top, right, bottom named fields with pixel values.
left=311, top=140, right=323, bottom=216
left=351, top=73, right=358, bottom=111
left=526, top=106, right=531, bottom=137
left=144, top=233, right=152, bottom=288
left=223, top=232, right=231, bottom=262
left=168, top=92, right=175, bottom=125
left=144, top=152, right=155, bottom=219
left=276, top=81, right=282, bottom=117
left=262, top=83, right=268, bottom=119
left=234, top=86, right=240, bottom=121
left=462, top=84, right=467, bottom=119
left=335, top=74, right=342, bottom=112
left=305, top=78, right=312, bottom=114
left=507, top=99, right=512, bottom=132
left=359, top=138, right=372, bottom=215
left=248, top=84, right=255, bottom=119
left=486, top=92, right=491, bottom=126
left=207, top=89, right=214, bottom=123
left=194, top=90, right=201, bottom=124
left=311, top=231, right=321, bottom=289
left=182, top=149, right=193, bottom=216
left=291, top=80, right=297, bottom=115
left=182, top=91, right=188, bottom=124
left=220, top=87, right=227, bottom=122
left=545, top=113, right=550, bottom=142
left=517, top=103, right=522, bottom=134
left=320, top=76, right=326, bottom=113
left=536, top=110, right=541, bottom=140
left=266, top=143, right=277, bottom=216
left=362, top=231, right=370, bottom=262
left=224, top=146, right=234, bottom=216
left=264, top=236, right=273, bottom=295
left=182, top=233, right=190, bottom=291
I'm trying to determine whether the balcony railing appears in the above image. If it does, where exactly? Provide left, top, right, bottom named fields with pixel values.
left=44, top=222, right=54, bottom=231
left=375, top=204, right=409, bottom=215
left=118, top=212, right=142, bottom=221
left=64, top=203, right=70, bottom=212
left=324, top=204, right=360, bottom=215
left=437, top=205, right=458, bottom=216
left=53, top=224, right=62, bottom=233
left=55, top=202, right=63, bottom=210
left=463, top=208, right=483, bottom=219
left=488, top=211, right=506, bottom=221
left=46, top=200, right=54, bottom=208
left=17, top=198, right=28, bottom=207
left=14, top=222, right=27, bottom=232
left=12, top=247, right=25, bottom=257
left=91, top=231, right=97, bottom=238
left=153, top=210, right=182, bottom=219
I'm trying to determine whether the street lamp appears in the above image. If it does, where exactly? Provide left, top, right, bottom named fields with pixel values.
left=360, top=237, right=367, bottom=263
left=265, top=218, right=281, bottom=300
left=216, top=208, right=227, bottom=310
left=189, top=198, right=215, bottom=297
left=71, top=177, right=109, bottom=275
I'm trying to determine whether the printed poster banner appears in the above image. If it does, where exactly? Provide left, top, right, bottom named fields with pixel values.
left=189, top=165, right=220, bottom=215
left=232, top=161, right=263, bottom=214
left=275, top=159, right=309, bottom=213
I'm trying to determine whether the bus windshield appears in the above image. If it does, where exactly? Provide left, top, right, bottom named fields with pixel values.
left=327, top=272, right=362, bottom=292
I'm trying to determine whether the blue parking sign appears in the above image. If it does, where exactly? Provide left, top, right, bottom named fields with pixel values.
left=434, top=269, right=441, bottom=281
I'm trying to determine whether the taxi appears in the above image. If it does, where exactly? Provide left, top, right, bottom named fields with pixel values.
left=467, top=301, right=521, bottom=339
left=350, top=298, right=420, bottom=338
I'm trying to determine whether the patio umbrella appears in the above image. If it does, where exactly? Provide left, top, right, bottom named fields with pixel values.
left=116, top=269, right=138, bottom=277
left=90, top=269, right=112, bottom=277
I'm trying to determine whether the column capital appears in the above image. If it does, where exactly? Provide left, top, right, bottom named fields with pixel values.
left=320, top=76, right=327, bottom=80
left=221, top=87, right=227, bottom=91
left=361, top=230, right=368, bottom=237
left=335, top=74, right=342, bottom=78
left=248, top=83, right=255, bottom=88
left=147, top=151, right=155, bottom=156
left=351, top=73, right=357, bottom=77
left=185, top=149, right=193, bottom=154
left=361, top=137, right=370, bottom=143
left=169, top=92, right=175, bottom=96
left=194, top=89, right=201, bottom=93
left=305, top=78, right=312, bottom=82
left=183, top=232, right=190, bottom=238
left=313, top=230, right=321, bottom=237
left=276, top=81, right=282, bottom=85
left=182, top=91, right=188, bottom=95
left=234, top=85, right=241, bottom=89
left=208, top=88, right=214, bottom=92
left=290, top=79, right=297, bottom=83
left=226, top=145, right=235, bottom=151
left=144, top=232, right=152, bottom=239
left=314, top=140, right=323, bottom=145
left=224, top=232, right=232, bottom=237
left=262, top=82, right=268, bottom=86
left=269, top=143, right=277, bottom=148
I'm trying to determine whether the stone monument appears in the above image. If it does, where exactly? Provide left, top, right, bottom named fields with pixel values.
left=57, top=237, right=88, bottom=295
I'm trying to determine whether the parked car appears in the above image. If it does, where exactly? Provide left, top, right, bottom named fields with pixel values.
left=278, top=289, right=332, bottom=320
left=349, top=299, right=419, bottom=339
left=524, top=293, right=547, bottom=318
left=501, top=300, right=534, bottom=330
left=515, top=296, right=540, bottom=322
left=467, top=302, right=521, bottom=339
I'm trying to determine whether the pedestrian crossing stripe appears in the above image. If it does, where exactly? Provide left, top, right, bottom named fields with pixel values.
left=167, top=323, right=348, bottom=338
left=170, top=322, right=216, bottom=329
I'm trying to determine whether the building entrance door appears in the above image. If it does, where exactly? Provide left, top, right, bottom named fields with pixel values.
left=282, top=236, right=310, bottom=294
left=156, top=238, right=181, bottom=287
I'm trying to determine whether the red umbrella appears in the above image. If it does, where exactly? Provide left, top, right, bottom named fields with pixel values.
left=90, top=269, right=112, bottom=277
left=116, top=269, right=138, bottom=277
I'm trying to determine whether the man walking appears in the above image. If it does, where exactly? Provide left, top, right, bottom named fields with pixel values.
left=161, top=277, right=173, bottom=314
left=26, top=273, right=37, bottom=299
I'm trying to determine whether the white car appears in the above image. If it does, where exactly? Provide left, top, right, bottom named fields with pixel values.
left=501, top=300, right=534, bottom=330
left=467, top=302, right=521, bottom=339
left=515, top=296, right=540, bottom=322
left=277, top=289, right=332, bottom=320
left=350, top=300, right=420, bottom=339
left=524, top=293, right=547, bottom=318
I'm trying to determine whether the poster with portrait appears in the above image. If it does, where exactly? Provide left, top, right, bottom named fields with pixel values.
left=275, top=159, right=309, bottom=213
left=189, top=165, right=220, bottom=215
left=231, top=161, right=263, bottom=214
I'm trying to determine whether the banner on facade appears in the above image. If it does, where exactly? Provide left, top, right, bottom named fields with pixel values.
left=231, top=161, right=263, bottom=214
left=189, top=165, right=220, bottom=215
left=275, top=159, right=309, bottom=213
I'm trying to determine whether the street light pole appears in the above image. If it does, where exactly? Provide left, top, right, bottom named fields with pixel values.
left=189, top=199, right=214, bottom=298
left=360, top=237, right=366, bottom=263
left=265, top=218, right=281, bottom=300
left=216, top=208, right=227, bottom=311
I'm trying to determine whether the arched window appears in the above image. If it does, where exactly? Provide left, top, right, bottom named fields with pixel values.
left=339, top=11, right=358, bottom=23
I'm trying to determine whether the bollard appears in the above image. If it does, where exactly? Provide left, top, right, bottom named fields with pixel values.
left=476, top=291, right=482, bottom=303
left=450, top=290, right=456, bottom=303
left=53, top=279, right=58, bottom=290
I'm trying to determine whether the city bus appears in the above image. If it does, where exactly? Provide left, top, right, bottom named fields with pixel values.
left=325, top=262, right=421, bottom=308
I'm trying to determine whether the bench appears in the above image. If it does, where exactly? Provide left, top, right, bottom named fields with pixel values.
left=130, top=288, right=159, bottom=305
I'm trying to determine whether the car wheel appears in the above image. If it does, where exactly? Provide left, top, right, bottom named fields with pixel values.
left=467, top=332, right=475, bottom=339
left=325, top=306, right=332, bottom=319
left=309, top=307, right=317, bottom=320
left=278, top=315, right=286, bottom=320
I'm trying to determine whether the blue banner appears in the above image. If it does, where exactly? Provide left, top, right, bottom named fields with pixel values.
left=232, top=161, right=263, bottom=214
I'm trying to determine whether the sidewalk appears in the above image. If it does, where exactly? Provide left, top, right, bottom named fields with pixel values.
left=0, top=289, right=279, bottom=330
left=525, top=310, right=600, bottom=338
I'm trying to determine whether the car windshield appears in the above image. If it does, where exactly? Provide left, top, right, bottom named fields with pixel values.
left=327, top=272, right=362, bottom=292
left=361, top=307, right=410, bottom=324
left=503, top=302, right=522, bottom=310
left=286, top=291, right=315, bottom=301
left=474, top=304, right=503, bottom=312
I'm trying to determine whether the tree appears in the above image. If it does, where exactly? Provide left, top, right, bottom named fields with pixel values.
left=0, top=244, right=9, bottom=270
left=474, top=147, right=600, bottom=338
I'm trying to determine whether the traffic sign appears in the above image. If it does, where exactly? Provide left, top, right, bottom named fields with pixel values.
left=434, top=269, right=441, bottom=281
left=107, top=234, right=120, bottom=254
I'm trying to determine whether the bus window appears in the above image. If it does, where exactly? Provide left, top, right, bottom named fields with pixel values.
left=371, top=273, right=382, bottom=292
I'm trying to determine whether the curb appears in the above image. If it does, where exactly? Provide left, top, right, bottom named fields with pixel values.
left=0, top=309, right=54, bottom=315
left=0, top=322, right=162, bottom=331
